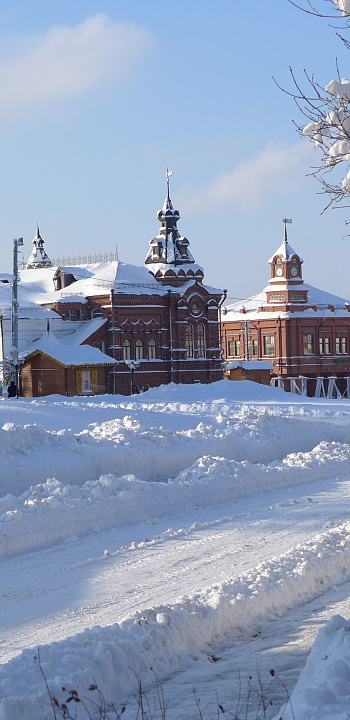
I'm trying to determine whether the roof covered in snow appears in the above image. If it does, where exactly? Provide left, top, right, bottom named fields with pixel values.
left=268, top=239, right=303, bottom=263
left=24, top=331, right=116, bottom=367
left=59, top=317, right=107, bottom=346
left=226, top=360, right=274, bottom=371
left=224, top=283, right=350, bottom=321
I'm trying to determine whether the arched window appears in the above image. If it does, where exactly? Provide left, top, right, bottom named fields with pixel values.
left=148, top=338, right=156, bottom=360
left=123, top=339, right=131, bottom=360
left=197, top=324, right=206, bottom=357
left=92, top=308, right=103, bottom=318
left=186, top=324, right=194, bottom=358
left=135, top=339, right=143, bottom=360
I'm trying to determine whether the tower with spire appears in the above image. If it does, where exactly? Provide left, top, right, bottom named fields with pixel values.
left=145, top=170, right=204, bottom=286
left=266, top=218, right=308, bottom=307
left=26, top=224, right=52, bottom=270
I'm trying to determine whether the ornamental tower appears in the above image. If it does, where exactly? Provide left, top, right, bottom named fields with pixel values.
left=26, top=224, right=52, bottom=270
left=145, top=170, right=204, bottom=286
left=265, top=218, right=308, bottom=307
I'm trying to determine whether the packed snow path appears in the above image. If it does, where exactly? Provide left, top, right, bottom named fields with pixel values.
left=2, top=382, right=350, bottom=718
left=2, top=472, right=350, bottom=665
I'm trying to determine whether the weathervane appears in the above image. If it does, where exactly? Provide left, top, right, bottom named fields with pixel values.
left=282, top=217, right=292, bottom=242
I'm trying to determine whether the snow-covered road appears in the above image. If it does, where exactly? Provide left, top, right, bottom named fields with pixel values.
left=2, top=381, right=350, bottom=719
left=2, top=471, right=350, bottom=665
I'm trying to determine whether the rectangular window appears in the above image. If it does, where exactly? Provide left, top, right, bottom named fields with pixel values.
left=148, top=340, right=156, bottom=360
left=342, top=337, right=347, bottom=354
left=135, top=341, right=143, bottom=360
left=227, top=340, right=234, bottom=357
left=336, top=337, right=341, bottom=354
left=234, top=340, right=241, bottom=357
left=186, top=326, right=194, bottom=358
left=263, top=336, right=275, bottom=357
left=76, top=309, right=81, bottom=321
left=303, top=334, right=314, bottom=355
left=247, top=339, right=258, bottom=357
left=319, top=337, right=331, bottom=354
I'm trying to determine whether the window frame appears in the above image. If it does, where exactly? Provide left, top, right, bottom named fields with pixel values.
left=186, top=324, right=194, bottom=358
left=148, top=338, right=156, bottom=360
left=123, top=339, right=131, bottom=361
left=263, top=335, right=275, bottom=357
left=303, top=334, right=314, bottom=355
left=135, top=339, right=143, bottom=360
left=197, top=324, right=206, bottom=358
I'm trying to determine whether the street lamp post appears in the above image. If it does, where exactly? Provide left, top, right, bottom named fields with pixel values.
left=10, top=237, right=23, bottom=395
left=125, top=359, right=140, bottom=394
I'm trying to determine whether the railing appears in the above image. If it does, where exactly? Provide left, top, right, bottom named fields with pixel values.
left=270, top=375, right=350, bottom=399
left=52, top=251, right=118, bottom=267
left=114, top=282, right=159, bottom=290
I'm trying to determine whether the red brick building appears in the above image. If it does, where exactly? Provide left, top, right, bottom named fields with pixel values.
left=16, top=180, right=224, bottom=396
left=222, top=224, right=350, bottom=393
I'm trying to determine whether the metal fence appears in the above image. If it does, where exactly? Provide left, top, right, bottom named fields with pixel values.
left=270, top=375, right=350, bottom=399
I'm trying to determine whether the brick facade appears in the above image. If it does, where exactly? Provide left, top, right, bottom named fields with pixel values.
left=18, top=182, right=224, bottom=396
left=222, top=229, right=350, bottom=391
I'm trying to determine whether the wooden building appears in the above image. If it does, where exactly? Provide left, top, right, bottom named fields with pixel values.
left=21, top=337, right=116, bottom=397
left=224, top=360, right=273, bottom=385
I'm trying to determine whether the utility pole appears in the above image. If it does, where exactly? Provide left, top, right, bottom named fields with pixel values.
left=168, top=289, right=174, bottom=383
left=11, top=237, right=23, bottom=394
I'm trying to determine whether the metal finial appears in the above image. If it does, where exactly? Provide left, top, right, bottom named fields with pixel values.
left=166, top=168, right=173, bottom=200
left=282, top=217, right=292, bottom=242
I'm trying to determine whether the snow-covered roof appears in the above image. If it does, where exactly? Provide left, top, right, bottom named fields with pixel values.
left=12, top=258, right=220, bottom=308
left=268, top=240, right=303, bottom=263
left=18, top=262, right=118, bottom=304
left=25, top=335, right=116, bottom=367
left=0, top=274, right=61, bottom=318
left=147, top=261, right=203, bottom=274
left=113, top=263, right=163, bottom=293
left=60, top=318, right=107, bottom=346
left=226, top=360, right=273, bottom=371
left=224, top=283, right=350, bottom=321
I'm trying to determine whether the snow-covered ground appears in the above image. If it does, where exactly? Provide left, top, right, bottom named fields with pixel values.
left=2, top=381, right=350, bottom=718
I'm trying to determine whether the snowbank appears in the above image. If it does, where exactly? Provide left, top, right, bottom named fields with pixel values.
left=277, top=615, right=350, bottom=720
left=1, top=439, right=350, bottom=557
left=1, top=400, right=350, bottom=498
left=2, top=521, right=350, bottom=719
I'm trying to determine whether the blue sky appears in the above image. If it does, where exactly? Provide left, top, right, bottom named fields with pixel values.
left=0, top=0, right=349, bottom=300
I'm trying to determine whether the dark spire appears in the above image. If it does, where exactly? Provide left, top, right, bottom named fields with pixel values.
left=145, top=171, right=195, bottom=271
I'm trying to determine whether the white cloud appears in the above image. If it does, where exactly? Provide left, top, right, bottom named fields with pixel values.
left=182, top=141, right=313, bottom=212
left=0, top=14, right=153, bottom=116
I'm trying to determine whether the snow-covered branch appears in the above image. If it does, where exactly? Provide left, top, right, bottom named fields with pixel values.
left=278, top=1, right=350, bottom=212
